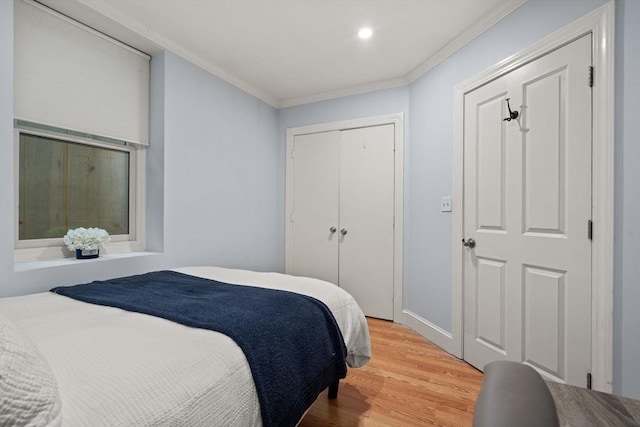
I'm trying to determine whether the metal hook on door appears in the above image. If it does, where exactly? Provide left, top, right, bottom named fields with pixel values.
left=503, top=98, right=519, bottom=122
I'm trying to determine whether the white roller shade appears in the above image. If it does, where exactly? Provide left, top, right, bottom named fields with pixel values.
left=14, top=0, right=150, bottom=145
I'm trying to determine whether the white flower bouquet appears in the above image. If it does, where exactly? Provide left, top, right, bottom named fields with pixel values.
left=63, top=227, right=110, bottom=251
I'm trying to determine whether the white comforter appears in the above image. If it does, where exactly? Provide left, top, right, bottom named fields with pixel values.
left=0, top=266, right=371, bottom=426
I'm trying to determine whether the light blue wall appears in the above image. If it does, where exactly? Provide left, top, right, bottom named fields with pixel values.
left=613, top=0, right=640, bottom=401
left=147, top=50, right=165, bottom=253
left=161, top=51, right=280, bottom=270
left=0, top=7, right=280, bottom=297
left=0, top=0, right=15, bottom=292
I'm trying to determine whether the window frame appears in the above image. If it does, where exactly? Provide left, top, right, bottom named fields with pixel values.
left=13, top=125, right=146, bottom=262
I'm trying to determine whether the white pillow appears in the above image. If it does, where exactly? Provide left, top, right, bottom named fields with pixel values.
left=0, top=313, right=62, bottom=427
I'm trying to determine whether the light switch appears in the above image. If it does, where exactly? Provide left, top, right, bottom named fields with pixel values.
left=441, top=196, right=452, bottom=212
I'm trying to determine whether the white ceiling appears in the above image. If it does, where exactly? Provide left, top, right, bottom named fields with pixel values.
left=38, top=0, right=526, bottom=107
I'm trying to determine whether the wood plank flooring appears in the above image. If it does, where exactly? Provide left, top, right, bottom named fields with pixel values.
left=300, top=317, right=484, bottom=426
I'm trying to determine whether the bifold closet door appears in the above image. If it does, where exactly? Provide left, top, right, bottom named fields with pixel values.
left=339, top=124, right=395, bottom=320
left=290, top=131, right=340, bottom=285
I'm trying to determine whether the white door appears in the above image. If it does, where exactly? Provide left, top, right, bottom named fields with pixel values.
left=339, top=125, right=395, bottom=320
left=463, top=35, right=592, bottom=386
left=290, top=131, right=340, bottom=285
left=289, top=125, right=395, bottom=320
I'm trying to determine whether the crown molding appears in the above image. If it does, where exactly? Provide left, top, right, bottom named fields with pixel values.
left=277, top=77, right=409, bottom=109
left=404, top=0, right=527, bottom=83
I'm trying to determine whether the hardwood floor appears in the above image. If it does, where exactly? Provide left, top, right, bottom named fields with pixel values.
left=300, top=318, right=484, bottom=426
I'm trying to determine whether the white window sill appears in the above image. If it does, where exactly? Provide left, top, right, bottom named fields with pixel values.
left=14, top=251, right=159, bottom=272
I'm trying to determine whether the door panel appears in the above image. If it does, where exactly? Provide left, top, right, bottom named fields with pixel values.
left=476, top=257, right=506, bottom=354
left=463, top=34, right=592, bottom=386
left=477, top=93, right=507, bottom=231
left=290, top=131, right=340, bottom=285
left=524, top=68, right=568, bottom=234
left=523, top=265, right=565, bottom=378
left=339, top=124, right=395, bottom=320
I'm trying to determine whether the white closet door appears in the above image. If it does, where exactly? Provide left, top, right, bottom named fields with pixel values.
left=339, top=125, right=395, bottom=320
left=290, top=131, right=340, bottom=285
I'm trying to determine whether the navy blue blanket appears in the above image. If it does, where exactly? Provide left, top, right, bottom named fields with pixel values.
left=50, top=270, right=347, bottom=427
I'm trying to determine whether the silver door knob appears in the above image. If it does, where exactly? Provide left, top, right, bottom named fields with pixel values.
left=340, top=228, right=348, bottom=236
left=462, top=238, right=476, bottom=249
left=329, top=226, right=337, bottom=233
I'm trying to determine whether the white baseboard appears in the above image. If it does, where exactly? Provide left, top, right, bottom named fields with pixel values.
left=402, top=310, right=455, bottom=355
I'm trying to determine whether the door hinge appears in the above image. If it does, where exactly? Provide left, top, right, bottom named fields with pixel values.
left=588, top=66, right=594, bottom=87
left=588, top=220, right=593, bottom=240
left=587, top=372, right=592, bottom=389
left=290, top=149, right=295, bottom=159
left=290, top=213, right=295, bottom=222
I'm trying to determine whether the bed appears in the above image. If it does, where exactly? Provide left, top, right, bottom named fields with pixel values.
left=0, top=266, right=371, bottom=427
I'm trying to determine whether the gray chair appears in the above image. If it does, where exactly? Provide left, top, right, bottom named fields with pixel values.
left=473, top=361, right=560, bottom=427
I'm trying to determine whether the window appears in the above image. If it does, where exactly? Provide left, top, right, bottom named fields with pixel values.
left=19, top=131, right=130, bottom=240
left=13, top=0, right=150, bottom=262
left=14, top=123, right=145, bottom=261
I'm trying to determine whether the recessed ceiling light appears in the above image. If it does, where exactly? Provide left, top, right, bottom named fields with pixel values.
left=358, top=27, right=373, bottom=40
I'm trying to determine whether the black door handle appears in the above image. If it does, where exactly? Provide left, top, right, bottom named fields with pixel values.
left=462, top=238, right=476, bottom=249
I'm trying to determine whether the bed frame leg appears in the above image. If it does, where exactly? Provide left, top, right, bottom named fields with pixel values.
left=328, top=380, right=339, bottom=399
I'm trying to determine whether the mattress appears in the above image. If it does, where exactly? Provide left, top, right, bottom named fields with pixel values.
left=0, top=266, right=371, bottom=426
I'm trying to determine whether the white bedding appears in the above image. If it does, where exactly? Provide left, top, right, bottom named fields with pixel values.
left=0, top=266, right=371, bottom=427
